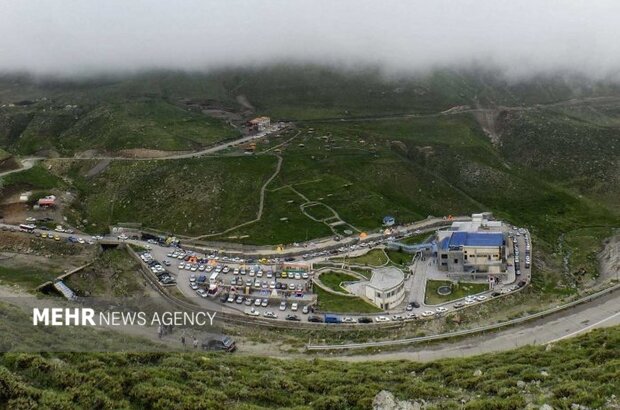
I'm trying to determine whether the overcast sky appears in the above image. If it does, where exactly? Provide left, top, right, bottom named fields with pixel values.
left=1, top=0, right=619, bottom=78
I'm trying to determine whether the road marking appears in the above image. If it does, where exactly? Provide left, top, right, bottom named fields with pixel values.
left=545, top=310, right=620, bottom=344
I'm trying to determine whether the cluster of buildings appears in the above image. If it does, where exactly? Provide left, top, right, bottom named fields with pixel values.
left=246, top=116, right=270, bottom=133
left=357, top=213, right=509, bottom=310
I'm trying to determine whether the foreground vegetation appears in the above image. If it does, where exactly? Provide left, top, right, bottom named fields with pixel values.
left=0, top=326, right=618, bottom=409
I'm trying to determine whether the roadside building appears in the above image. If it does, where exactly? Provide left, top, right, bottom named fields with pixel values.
left=37, top=195, right=56, bottom=207
left=364, top=267, right=405, bottom=310
left=435, top=213, right=506, bottom=277
left=247, top=116, right=270, bottom=133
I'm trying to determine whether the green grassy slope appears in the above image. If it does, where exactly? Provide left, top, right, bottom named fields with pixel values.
left=62, top=156, right=277, bottom=235
left=0, top=326, right=618, bottom=409
left=2, top=67, right=620, bottom=154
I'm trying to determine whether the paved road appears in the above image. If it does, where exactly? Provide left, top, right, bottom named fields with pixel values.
left=334, top=290, right=620, bottom=362
left=0, top=158, right=36, bottom=178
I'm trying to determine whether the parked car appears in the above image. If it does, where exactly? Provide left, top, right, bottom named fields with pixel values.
left=201, top=335, right=236, bottom=352
left=291, top=302, right=298, bottom=311
left=421, top=310, right=435, bottom=317
left=357, top=317, right=373, bottom=324
left=263, top=311, right=277, bottom=319
left=374, top=316, right=390, bottom=322
left=285, top=314, right=301, bottom=321
left=307, top=315, right=324, bottom=323
left=245, top=308, right=260, bottom=316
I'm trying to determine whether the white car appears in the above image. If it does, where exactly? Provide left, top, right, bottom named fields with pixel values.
left=465, top=299, right=476, bottom=305
left=279, top=301, right=287, bottom=311
left=190, top=283, right=199, bottom=290
left=196, top=289, right=208, bottom=298
left=436, top=306, right=448, bottom=313
left=294, top=272, right=301, bottom=280
left=189, top=274, right=196, bottom=282
left=475, top=295, right=488, bottom=301
left=375, top=316, right=390, bottom=322
left=302, top=272, right=309, bottom=279
left=263, top=311, right=277, bottom=319
left=254, top=298, right=262, bottom=306
left=391, top=314, right=404, bottom=321
left=291, top=303, right=298, bottom=311
left=421, top=310, right=435, bottom=317
left=245, top=308, right=260, bottom=316
left=342, top=317, right=355, bottom=323
left=118, top=234, right=128, bottom=240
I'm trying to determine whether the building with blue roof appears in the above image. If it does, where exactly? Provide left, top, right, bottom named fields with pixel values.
left=437, top=230, right=506, bottom=275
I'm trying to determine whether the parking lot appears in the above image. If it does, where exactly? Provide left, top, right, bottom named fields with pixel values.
left=145, top=244, right=317, bottom=321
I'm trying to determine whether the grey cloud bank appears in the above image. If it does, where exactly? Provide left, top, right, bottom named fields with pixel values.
left=1, top=0, right=620, bottom=78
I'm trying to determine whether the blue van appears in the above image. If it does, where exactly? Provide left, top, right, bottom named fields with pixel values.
left=324, top=314, right=341, bottom=324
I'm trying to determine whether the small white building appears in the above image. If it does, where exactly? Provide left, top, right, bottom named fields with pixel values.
left=364, top=267, right=405, bottom=310
left=19, top=192, right=32, bottom=202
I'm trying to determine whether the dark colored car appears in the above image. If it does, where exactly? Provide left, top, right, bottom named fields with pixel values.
left=285, top=314, right=301, bottom=321
left=491, top=292, right=501, bottom=297
left=518, top=280, right=527, bottom=288
left=357, top=317, right=373, bottom=324
left=411, top=301, right=421, bottom=308
left=284, top=257, right=295, bottom=262
left=219, top=293, right=229, bottom=303
left=201, top=336, right=236, bottom=352
left=307, top=315, right=324, bottom=323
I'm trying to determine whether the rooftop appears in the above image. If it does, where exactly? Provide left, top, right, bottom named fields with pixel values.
left=443, top=232, right=504, bottom=249
left=367, top=267, right=404, bottom=290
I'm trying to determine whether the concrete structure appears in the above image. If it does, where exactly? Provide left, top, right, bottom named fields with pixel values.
left=19, top=192, right=31, bottom=202
left=364, top=267, right=405, bottom=310
left=436, top=213, right=506, bottom=276
left=382, top=216, right=395, bottom=227
left=248, top=116, right=270, bottom=133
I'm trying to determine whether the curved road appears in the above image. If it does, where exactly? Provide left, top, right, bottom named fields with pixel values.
left=331, top=289, right=620, bottom=362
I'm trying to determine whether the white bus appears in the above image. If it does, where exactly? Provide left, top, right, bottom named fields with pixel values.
left=19, top=224, right=36, bottom=233
left=209, top=272, right=219, bottom=284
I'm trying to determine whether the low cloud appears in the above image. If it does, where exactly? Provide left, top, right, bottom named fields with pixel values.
left=1, top=0, right=620, bottom=79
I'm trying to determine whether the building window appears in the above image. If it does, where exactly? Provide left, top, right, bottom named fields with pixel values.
left=454, top=259, right=458, bottom=264
left=376, top=291, right=381, bottom=298
left=441, top=254, right=448, bottom=259
left=464, top=255, right=468, bottom=260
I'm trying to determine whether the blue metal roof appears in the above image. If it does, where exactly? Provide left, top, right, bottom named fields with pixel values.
left=447, top=232, right=503, bottom=249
